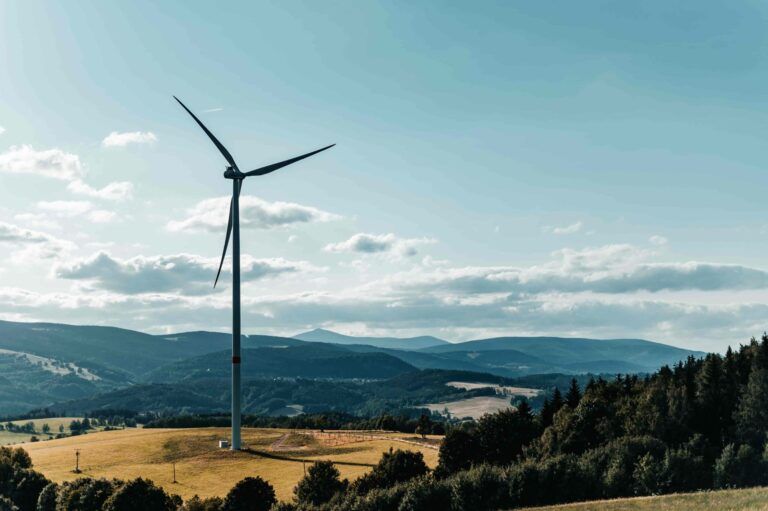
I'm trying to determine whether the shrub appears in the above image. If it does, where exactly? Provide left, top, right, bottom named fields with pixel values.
left=102, top=478, right=177, bottom=511
left=0, top=496, right=18, bottom=511
left=449, top=464, right=510, bottom=511
left=8, top=468, right=49, bottom=511
left=56, top=478, right=116, bottom=511
left=182, top=495, right=224, bottom=511
left=713, top=443, right=766, bottom=489
left=436, top=429, right=477, bottom=477
left=397, top=476, right=451, bottom=511
left=294, top=461, right=346, bottom=506
left=35, top=482, right=57, bottom=511
left=353, top=450, right=429, bottom=494
left=223, top=477, right=276, bottom=511
left=632, top=453, right=664, bottom=495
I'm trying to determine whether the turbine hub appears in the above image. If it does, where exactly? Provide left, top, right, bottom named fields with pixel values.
left=223, top=167, right=242, bottom=179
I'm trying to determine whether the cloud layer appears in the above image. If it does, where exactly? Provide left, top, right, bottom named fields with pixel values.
left=67, top=180, right=133, bottom=201
left=0, top=221, right=73, bottom=259
left=0, top=145, right=133, bottom=202
left=325, top=232, right=436, bottom=257
left=551, top=221, right=584, bottom=235
left=0, top=145, right=83, bottom=181
left=54, top=252, right=320, bottom=295
left=102, top=131, right=157, bottom=147
left=167, top=196, right=340, bottom=232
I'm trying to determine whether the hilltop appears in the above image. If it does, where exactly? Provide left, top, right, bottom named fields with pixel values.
left=19, top=426, right=439, bottom=501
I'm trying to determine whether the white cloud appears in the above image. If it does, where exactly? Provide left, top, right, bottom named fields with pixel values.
left=0, top=145, right=83, bottom=181
left=167, top=195, right=340, bottom=232
left=55, top=252, right=321, bottom=295
left=0, top=282, right=761, bottom=350
left=374, top=244, right=768, bottom=296
left=549, top=221, right=584, bottom=235
left=6, top=238, right=768, bottom=349
left=67, top=180, right=134, bottom=201
left=0, top=222, right=53, bottom=244
left=0, top=126, right=5, bottom=135
left=0, top=221, right=73, bottom=260
left=102, top=131, right=157, bottom=147
left=325, top=233, right=436, bottom=258
left=650, top=235, right=668, bottom=246
left=0, top=145, right=134, bottom=202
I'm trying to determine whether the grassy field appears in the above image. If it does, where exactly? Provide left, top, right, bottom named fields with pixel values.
left=525, top=487, right=768, bottom=511
left=20, top=427, right=440, bottom=501
left=0, top=417, right=84, bottom=445
left=425, top=395, right=514, bottom=419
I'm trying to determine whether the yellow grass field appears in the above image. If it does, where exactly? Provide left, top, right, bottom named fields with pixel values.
left=20, top=427, right=440, bottom=501
left=0, top=417, right=85, bottom=445
left=425, top=395, right=514, bottom=419
left=525, top=486, right=768, bottom=511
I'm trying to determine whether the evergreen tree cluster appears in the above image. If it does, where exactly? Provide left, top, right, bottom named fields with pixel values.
left=288, top=334, right=768, bottom=510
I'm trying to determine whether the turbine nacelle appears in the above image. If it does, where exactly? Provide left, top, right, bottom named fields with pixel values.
left=224, top=166, right=243, bottom=179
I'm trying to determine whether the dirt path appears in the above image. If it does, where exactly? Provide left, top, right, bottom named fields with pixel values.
left=269, top=433, right=308, bottom=452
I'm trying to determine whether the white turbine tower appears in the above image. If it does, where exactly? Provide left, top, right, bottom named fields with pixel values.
left=175, top=96, right=334, bottom=450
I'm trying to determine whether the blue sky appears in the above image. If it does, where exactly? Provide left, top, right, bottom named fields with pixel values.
left=2, top=1, right=768, bottom=351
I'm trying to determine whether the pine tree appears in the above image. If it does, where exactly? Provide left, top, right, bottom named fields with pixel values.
left=735, top=367, right=768, bottom=446
left=516, top=399, right=533, bottom=420
left=540, top=398, right=554, bottom=428
left=565, top=378, right=582, bottom=409
left=695, top=354, right=724, bottom=445
left=551, top=387, right=564, bottom=414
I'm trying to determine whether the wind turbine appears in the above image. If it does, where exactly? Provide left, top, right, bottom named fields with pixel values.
left=174, top=96, right=334, bottom=450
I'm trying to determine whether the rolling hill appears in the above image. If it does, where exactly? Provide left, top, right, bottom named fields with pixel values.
left=145, top=343, right=417, bottom=382
left=421, top=335, right=704, bottom=373
left=50, top=369, right=517, bottom=416
left=0, top=320, right=706, bottom=416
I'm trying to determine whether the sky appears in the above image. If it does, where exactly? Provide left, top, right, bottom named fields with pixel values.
left=1, top=1, right=768, bottom=351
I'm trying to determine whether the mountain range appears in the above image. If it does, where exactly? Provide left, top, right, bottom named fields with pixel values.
left=0, top=319, right=705, bottom=416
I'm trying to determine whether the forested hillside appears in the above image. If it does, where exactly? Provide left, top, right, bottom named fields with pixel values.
left=293, top=334, right=768, bottom=510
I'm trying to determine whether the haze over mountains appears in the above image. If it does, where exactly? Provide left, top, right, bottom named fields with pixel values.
left=0, top=319, right=705, bottom=415
left=295, top=328, right=448, bottom=350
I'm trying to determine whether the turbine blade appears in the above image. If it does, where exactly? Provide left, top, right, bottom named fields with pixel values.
left=243, top=144, right=335, bottom=177
left=174, top=96, right=239, bottom=171
left=213, top=181, right=242, bottom=288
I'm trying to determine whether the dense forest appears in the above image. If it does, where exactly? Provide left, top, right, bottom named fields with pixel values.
left=6, top=335, right=768, bottom=510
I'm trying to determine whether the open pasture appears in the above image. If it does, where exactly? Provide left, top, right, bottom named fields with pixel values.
left=446, top=381, right=542, bottom=397
left=525, top=486, right=768, bottom=511
left=20, top=427, right=440, bottom=501
left=0, top=417, right=85, bottom=445
left=425, top=395, right=514, bottom=419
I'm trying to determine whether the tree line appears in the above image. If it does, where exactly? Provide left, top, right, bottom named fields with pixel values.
left=268, top=334, right=768, bottom=510
left=144, top=411, right=445, bottom=436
